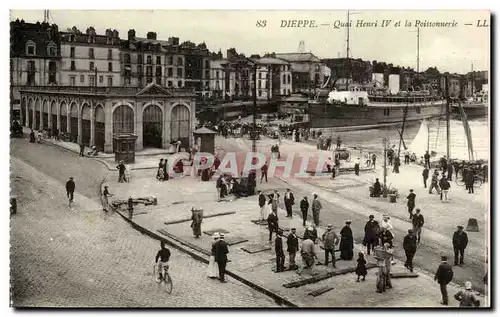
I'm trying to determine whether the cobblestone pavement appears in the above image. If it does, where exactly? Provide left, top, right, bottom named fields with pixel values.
left=10, top=140, right=278, bottom=307
left=215, top=136, right=490, bottom=295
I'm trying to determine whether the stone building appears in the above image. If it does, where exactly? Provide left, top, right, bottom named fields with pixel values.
left=59, top=26, right=121, bottom=87
left=274, top=52, right=326, bottom=94
left=19, top=83, right=196, bottom=153
left=10, top=19, right=61, bottom=116
left=208, top=58, right=226, bottom=99
left=249, top=56, right=292, bottom=100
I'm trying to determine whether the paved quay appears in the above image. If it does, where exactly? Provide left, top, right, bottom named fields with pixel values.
left=106, top=173, right=488, bottom=307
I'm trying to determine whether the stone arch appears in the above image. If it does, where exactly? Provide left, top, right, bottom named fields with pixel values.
left=34, top=98, right=41, bottom=129
left=42, top=99, right=49, bottom=129
left=112, top=103, right=135, bottom=152
left=27, top=98, right=33, bottom=128
left=81, top=103, right=91, bottom=146
left=94, top=104, right=105, bottom=151
left=21, top=97, right=26, bottom=127
left=50, top=100, right=57, bottom=130
left=142, top=103, right=163, bottom=148
left=170, top=103, right=191, bottom=148
left=59, top=101, right=68, bottom=133
left=69, top=102, right=79, bottom=142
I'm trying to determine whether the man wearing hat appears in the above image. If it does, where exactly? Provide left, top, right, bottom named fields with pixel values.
left=213, top=233, right=229, bottom=283
left=364, top=215, right=379, bottom=255
left=258, top=190, right=267, bottom=221
left=434, top=255, right=454, bottom=305
left=452, top=226, right=468, bottom=266
left=412, top=209, right=424, bottom=244
left=65, top=177, right=75, bottom=203
left=116, top=160, right=126, bottom=183
left=274, top=229, right=285, bottom=272
left=322, top=224, right=339, bottom=267
left=311, top=194, right=322, bottom=226
left=403, top=229, right=417, bottom=272
left=287, top=228, right=299, bottom=270
left=267, top=209, right=279, bottom=242
left=300, top=196, right=309, bottom=227
left=284, top=188, right=295, bottom=218
left=406, top=189, right=416, bottom=219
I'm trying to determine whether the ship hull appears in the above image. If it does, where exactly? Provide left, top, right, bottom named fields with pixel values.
left=308, top=102, right=446, bottom=130
left=451, top=104, right=488, bottom=119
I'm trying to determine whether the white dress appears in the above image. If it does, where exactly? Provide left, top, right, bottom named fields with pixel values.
left=207, top=240, right=219, bottom=278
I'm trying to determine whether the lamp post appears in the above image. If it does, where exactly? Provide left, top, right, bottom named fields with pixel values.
left=383, top=137, right=388, bottom=189
left=252, top=64, right=258, bottom=153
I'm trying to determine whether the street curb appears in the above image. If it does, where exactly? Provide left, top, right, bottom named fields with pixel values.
left=100, top=182, right=297, bottom=308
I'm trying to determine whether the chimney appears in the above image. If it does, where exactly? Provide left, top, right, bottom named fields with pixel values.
left=372, top=63, right=384, bottom=88
left=227, top=48, right=237, bottom=60
left=388, top=67, right=401, bottom=94
left=128, top=29, right=136, bottom=41
left=147, top=32, right=157, bottom=40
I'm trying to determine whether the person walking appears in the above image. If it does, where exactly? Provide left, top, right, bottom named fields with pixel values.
left=371, top=153, right=377, bottom=169
left=454, top=281, right=480, bottom=307
left=286, top=228, right=299, bottom=270
left=190, top=207, right=203, bottom=239
left=268, top=190, right=280, bottom=216
left=406, top=189, right=416, bottom=219
left=453, top=225, right=468, bottom=266
left=424, top=151, right=431, bottom=168
left=434, top=255, right=454, bottom=305
left=300, top=196, right=309, bottom=227
left=260, top=161, right=268, bottom=183
left=274, top=229, right=285, bottom=272
left=79, top=141, right=85, bottom=157
left=403, top=229, right=417, bottom=272
left=116, top=161, right=126, bottom=183
left=440, top=175, right=451, bottom=202
left=213, top=233, right=229, bottom=283
left=322, top=224, right=339, bottom=267
left=284, top=188, right=295, bottom=218
left=65, top=177, right=75, bottom=203
left=267, top=209, right=279, bottom=242
left=412, top=209, right=425, bottom=244
left=102, top=185, right=113, bottom=212
left=311, top=194, right=322, bottom=226
left=364, top=215, right=379, bottom=255
left=355, top=252, right=367, bottom=282
left=339, top=221, right=354, bottom=260
left=207, top=233, right=220, bottom=279
left=429, top=170, right=441, bottom=194
left=422, top=167, right=429, bottom=188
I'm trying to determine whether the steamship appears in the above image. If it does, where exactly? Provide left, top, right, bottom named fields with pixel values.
left=307, top=69, right=446, bottom=129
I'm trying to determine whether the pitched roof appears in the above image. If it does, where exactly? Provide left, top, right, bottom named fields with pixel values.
left=136, top=82, right=171, bottom=96
left=249, top=57, right=290, bottom=65
left=275, top=53, right=321, bottom=63
left=193, top=127, right=217, bottom=134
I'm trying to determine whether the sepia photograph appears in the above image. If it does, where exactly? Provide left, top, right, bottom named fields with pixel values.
left=8, top=8, right=490, bottom=308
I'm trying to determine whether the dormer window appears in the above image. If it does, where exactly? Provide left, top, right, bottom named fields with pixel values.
left=47, top=42, right=57, bottom=57
left=26, top=40, right=36, bottom=56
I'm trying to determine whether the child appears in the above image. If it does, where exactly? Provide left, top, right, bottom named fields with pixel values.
left=356, top=251, right=367, bottom=282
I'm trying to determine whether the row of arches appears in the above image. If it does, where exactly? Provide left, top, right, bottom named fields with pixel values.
left=21, top=98, right=191, bottom=151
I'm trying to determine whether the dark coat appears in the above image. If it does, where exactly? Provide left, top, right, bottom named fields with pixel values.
left=453, top=231, right=468, bottom=249
left=213, top=239, right=229, bottom=263
left=268, top=193, right=280, bottom=204
left=267, top=212, right=279, bottom=230
left=403, top=234, right=417, bottom=253
left=275, top=236, right=284, bottom=256
left=422, top=168, right=429, bottom=178
left=407, top=192, right=416, bottom=206
left=284, top=192, right=295, bottom=205
left=412, top=214, right=425, bottom=228
left=286, top=233, right=299, bottom=252
left=65, top=180, right=75, bottom=192
left=364, top=220, right=378, bottom=243
left=258, top=194, right=266, bottom=207
left=300, top=199, right=309, bottom=212
left=435, top=262, right=454, bottom=284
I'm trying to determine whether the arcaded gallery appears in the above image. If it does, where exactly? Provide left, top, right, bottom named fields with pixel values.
left=19, top=83, right=196, bottom=153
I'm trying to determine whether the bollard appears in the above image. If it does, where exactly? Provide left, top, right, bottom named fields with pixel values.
left=128, top=197, right=134, bottom=220
left=466, top=218, right=479, bottom=232
left=10, top=196, right=17, bottom=215
left=153, top=197, right=158, bottom=206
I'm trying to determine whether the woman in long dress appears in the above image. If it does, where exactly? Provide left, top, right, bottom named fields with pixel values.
left=207, top=233, right=220, bottom=278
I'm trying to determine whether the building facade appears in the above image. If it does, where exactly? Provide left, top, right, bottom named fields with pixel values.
left=249, top=56, right=292, bottom=100
left=10, top=19, right=61, bottom=116
left=208, top=59, right=226, bottom=99
left=60, top=26, right=121, bottom=88
left=19, top=83, right=196, bottom=152
left=274, top=52, right=325, bottom=94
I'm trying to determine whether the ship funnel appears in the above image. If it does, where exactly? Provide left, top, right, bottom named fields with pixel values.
left=388, top=67, right=400, bottom=94
left=372, top=64, right=384, bottom=88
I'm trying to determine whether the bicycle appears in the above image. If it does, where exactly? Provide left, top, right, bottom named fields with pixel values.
left=153, top=263, right=173, bottom=294
left=455, top=174, right=484, bottom=189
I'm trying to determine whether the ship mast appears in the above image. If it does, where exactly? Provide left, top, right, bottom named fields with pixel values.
left=471, top=61, right=474, bottom=95
left=445, top=75, right=451, bottom=159
left=416, top=27, right=420, bottom=73
left=345, top=10, right=350, bottom=91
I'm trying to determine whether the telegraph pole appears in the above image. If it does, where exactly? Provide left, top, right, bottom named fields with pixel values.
left=383, top=137, right=388, bottom=189
left=346, top=10, right=350, bottom=91
left=252, top=64, right=257, bottom=153
left=445, top=75, right=451, bottom=159
left=416, top=27, right=420, bottom=73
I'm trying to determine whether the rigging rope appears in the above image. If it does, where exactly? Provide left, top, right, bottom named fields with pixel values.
left=433, top=101, right=445, bottom=152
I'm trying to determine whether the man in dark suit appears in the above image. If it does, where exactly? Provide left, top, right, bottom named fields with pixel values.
left=434, top=255, right=454, bottom=305
left=65, top=177, right=75, bottom=203
left=213, top=233, right=229, bottom=283
left=286, top=228, right=299, bottom=270
left=422, top=167, right=429, bottom=188
left=403, top=229, right=417, bottom=272
left=275, top=229, right=285, bottom=272
left=453, top=225, right=468, bottom=266
left=284, top=188, right=295, bottom=218
left=300, top=196, right=309, bottom=226
left=258, top=190, right=266, bottom=221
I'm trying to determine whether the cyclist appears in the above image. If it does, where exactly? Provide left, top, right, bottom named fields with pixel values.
left=155, top=241, right=171, bottom=283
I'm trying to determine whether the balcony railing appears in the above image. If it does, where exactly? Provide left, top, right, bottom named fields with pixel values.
left=19, top=85, right=197, bottom=95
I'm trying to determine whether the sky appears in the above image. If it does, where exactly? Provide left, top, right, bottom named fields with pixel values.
left=10, top=10, right=490, bottom=74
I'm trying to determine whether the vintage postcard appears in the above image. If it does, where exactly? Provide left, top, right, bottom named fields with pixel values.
left=9, top=9, right=490, bottom=308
